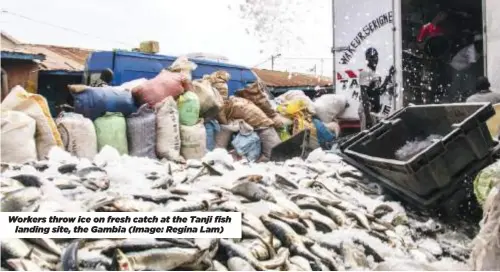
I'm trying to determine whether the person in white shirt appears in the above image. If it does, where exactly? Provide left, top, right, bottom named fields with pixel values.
left=466, top=77, right=500, bottom=104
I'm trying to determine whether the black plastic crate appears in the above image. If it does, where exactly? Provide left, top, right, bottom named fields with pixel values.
left=340, top=103, right=496, bottom=198
left=337, top=145, right=499, bottom=210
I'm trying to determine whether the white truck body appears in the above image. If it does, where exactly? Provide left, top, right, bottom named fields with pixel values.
left=333, top=0, right=499, bottom=121
left=485, top=0, right=500, bottom=91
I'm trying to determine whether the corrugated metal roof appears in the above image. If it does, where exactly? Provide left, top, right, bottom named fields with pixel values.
left=1, top=50, right=45, bottom=61
left=252, top=68, right=333, bottom=88
left=1, top=32, right=91, bottom=71
left=32, top=44, right=92, bottom=67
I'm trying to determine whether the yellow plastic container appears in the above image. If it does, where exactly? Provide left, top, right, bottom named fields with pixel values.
left=486, top=103, right=500, bottom=139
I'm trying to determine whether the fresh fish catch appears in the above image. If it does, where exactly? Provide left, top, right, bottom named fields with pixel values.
left=0, top=147, right=476, bottom=271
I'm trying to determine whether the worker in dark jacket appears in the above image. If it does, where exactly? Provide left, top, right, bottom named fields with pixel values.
left=359, top=48, right=395, bottom=130
left=466, top=77, right=500, bottom=104
left=92, top=68, right=114, bottom=87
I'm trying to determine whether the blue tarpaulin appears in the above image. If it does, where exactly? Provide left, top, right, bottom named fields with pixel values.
left=205, top=120, right=221, bottom=151
left=232, top=132, right=261, bottom=162
left=313, top=118, right=336, bottom=150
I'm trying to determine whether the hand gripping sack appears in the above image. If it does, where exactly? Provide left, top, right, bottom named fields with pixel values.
left=132, top=70, right=190, bottom=107
left=94, top=112, right=128, bottom=155
left=56, top=112, right=97, bottom=159
left=1, top=110, right=37, bottom=163
left=2, top=86, right=63, bottom=159
left=126, top=105, right=157, bottom=159
left=178, top=91, right=200, bottom=126
left=155, top=97, right=184, bottom=162
left=192, top=79, right=223, bottom=119
left=71, top=85, right=137, bottom=120
left=225, top=97, right=274, bottom=129
left=235, top=81, right=277, bottom=119
left=313, top=94, right=349, bottom=122
left=180, top=119, right=207, bottom=160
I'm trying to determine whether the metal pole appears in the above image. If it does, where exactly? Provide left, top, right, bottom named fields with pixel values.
left=321, top=59, right=324, bottom=76
left=271, top=56, right=275, bottom=70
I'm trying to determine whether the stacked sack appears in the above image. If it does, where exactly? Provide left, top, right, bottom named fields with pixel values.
left=217, top=89, right=280, bottom=161
left=0, top=57, right=350, bottom=165
left=274, top=90, right=347, bottom=151
left=69, top=84, right=137, bottom=156
left=1, top=86, right=63, bottom=162
left=276, top=90, right=320, bottom=150
left=193, top=72, right=226, bottom=152
left=1, top=110, right=37, bottom=163
left=232, top=80, right=284, bottom=160
left=56, top=112, right=97, bottom=159
left=132, top=57, right=201, bottom=161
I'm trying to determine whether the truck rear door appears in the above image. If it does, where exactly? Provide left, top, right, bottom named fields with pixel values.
left=332, top=0, right=401, bottom=121
left=485, top=0, right=500, bottom=90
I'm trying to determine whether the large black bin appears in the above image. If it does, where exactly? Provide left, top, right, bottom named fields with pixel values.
left=340, top=103, right=496, bottom=198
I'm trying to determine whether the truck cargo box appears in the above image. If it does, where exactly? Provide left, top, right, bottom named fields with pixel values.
left=339, top=103, right=497, bottom=201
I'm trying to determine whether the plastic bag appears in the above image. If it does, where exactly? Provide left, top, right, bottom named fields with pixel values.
left=132, top=70, right=190, bottom=107
left=94, top=112, right=128, bottom=155
left=155, top=97, right=184, bottom=162
left=1, top=110, right=37, bottom=163
left=168, top=56, right=197, bottom=81
left=178, top=91, right=200, bottom=126
left=277, top=99, right=309, bottom=117
left=72, top=85, right=137, bottom=120
left=325, top=121, right=341, bottom=137
left=2, top=85, right=63, bottom=159
left=56, top=112, right=97, bottom=159
left=277, top=90, right=316, bottom=114
left=180, top=119, right=207, bottom=160
left=313, top=118, right=335, bottom=150
left=314, top=94, right=349, bottom=123
left=232, top=132, right=261, bottom=162
left=292, top=112, right=318, bottom=150
left=126, top=105, right=157, bottom=159
left=473, top=160, right=500, bottom=206
left=272, top=114, right=293, bottom=128
left=278, top=126, right=291, bottom=142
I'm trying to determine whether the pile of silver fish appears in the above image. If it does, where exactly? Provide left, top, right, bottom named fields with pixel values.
left=0, top=146, right=473, bottom=271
